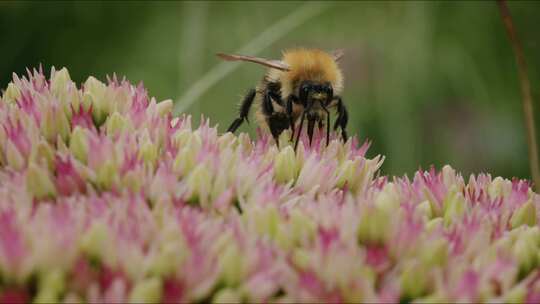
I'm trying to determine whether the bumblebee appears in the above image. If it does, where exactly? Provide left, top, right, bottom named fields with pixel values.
left=219, top=48, right=348, bottom=150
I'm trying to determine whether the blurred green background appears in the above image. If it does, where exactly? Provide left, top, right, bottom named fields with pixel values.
left=2, top=1, right=540, bottom=179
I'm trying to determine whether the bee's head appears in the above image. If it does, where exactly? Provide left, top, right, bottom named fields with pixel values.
left=298, top=80, right=333, bottom=110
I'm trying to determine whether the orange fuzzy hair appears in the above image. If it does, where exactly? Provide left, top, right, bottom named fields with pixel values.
left=270, top=48, right=344, bottom=98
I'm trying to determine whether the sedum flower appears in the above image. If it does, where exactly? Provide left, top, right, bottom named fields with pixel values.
left=34, top=269, right=65, bottom=303
left=0, top=67, right=539, bottom=303
left=26, top=161, right=56, bottom=199
left=50, top=68, right=71, bottom=97
left=212, top=288, right=242, bottom=303
left=31, top=139, right=55, bottom=170
left=105, top=111, right=131, bottom=136
left=5, top=140, right=25, bottom=170
left=129, top=278, right=162, bottom=303
left=185, top=161, right=213, bottom=206
left=415, top=200, right=433, bottom=220
left=274, top=146, right=298, bottom=183
left=443, top=185, right=467, bottom=226
left=400, top=260, right=428, bottom=299
left=510, top=199, right=537, bottom=228
left=504, top=284, right=527, bottom=303
left=83, top=76, right=109, bottom=126
left=54, top=154, right=86, bottom=196
left=40, top=103, right=71, bottom=143
left=69, top=126, right=89, bottom=163
left=2, top=82, right=21, bottom=104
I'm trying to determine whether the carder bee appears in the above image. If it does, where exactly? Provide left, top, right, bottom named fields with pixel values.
left=218, top=48, right=348, bottom=150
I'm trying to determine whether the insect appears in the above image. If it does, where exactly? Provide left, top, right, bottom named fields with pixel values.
left=218, top=48, right=348, bottom=150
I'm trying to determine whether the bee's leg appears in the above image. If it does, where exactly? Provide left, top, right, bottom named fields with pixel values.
left=321, top=104, right=331, bottom=146
left=227, top=88, right=257, bottom=133
left=294, top=111, right=306, bottom=151
left=268, top=114, right=290, bottom=146
left=333, top=97, right=348, bottom=142
left=307, top=117, right=316, bottom=145
left=262, top=89, right=289, bottom=145
left=286, top=97, right=296, bottom=141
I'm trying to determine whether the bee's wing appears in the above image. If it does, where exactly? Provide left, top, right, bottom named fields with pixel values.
left=331, top=49, right=345, bottom=62
left=217, top=53, right=291, bottom=71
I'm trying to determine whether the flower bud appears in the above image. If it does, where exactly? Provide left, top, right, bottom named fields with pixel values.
left=274, top=146, right=297, bottom=183
left=504, top=285, right=526, bottom=303
left=173, top=134, right=202, bottom=176
left=289, top=209, right=317, bottom=245
left=277, top=130, right=292, bottom=149
left=443, top=186, right=466, bottom=226
left=425, top=218, right=443, bottom=233
left=171, top=129, right=192, bottom=149
left=129, top=278, right=162, bottom=303
left=212, top=288, right=241, bottom=303
left=31, top=140, right=55, bottom=171
left=3, top=82, right=21, bottom=104
left=173, top=148, right=196, bottom=177
left=26, top=162, right=56, bottom=199
left=415, top=200, right=433, bottom=220
left=186, top=163, right=212, bottom=206
left=246, top=205, right=281, bottom=242
left=83, top=76, right=108, bottom=126
left=510, top=200, right=536, bottom=229
left=488, top=176, right=511, bottom=200
left=357, top=206, right=391, bottom=244
left=218, top=132, right=236, bottom=150
left=292, top=249, right=312, bottom=270
left=105, top=112, right=130, bottom=136
left=337, top=157, right=380, bottom=193
left=335, top=159, right=360, bottom=189
left=139, top=138, right=158, bottom=167
left=374, top=183, right=400, bottom=212
left=512, top=236, right=537, bottom=274
left=121, top=170, right=144, bottom=193
left=96, top=161, right=119, bottom=190
left=441, top=165, right=457, bottom=189
left=420, top=238, right=448, bottom=267
left=34, top=269, right=65, bottom=303
left=414, top=294, right=447, bottom=303
left=5, top=141, right=25, bottom=170
left=80, top=222, right=109, bottom=262
left=69, top=127, right=88, bottom=164
left=50, top=68, right=72, bottom=98
left=219, top=243, right=244, bottom=286
left=156, top=99, right=173, bottom=117
left=149, top=241, right=186, bottom=277
left=400, top=261, right=427, bottom=299
left=41, top=105, right=70, bottom=143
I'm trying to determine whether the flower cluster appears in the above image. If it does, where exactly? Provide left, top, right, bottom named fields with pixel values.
left=0, top=67, right=539, bottom=303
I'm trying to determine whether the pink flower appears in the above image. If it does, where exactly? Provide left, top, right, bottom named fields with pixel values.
left=0, top=210, right=26, bottom=274
left=54, top=155, right=86, bottom=196
left=70, top=104, right=95, bottom=131
left=0, top=67, right=538, bottom=303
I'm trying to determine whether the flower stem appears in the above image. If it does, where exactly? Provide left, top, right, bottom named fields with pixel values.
left=497, top=0, right=540, bottom=190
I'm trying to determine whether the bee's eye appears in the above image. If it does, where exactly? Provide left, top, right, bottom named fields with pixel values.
left=323, top=84, right=332, bottom=95
left=324, top=84, right=333, bottom=105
